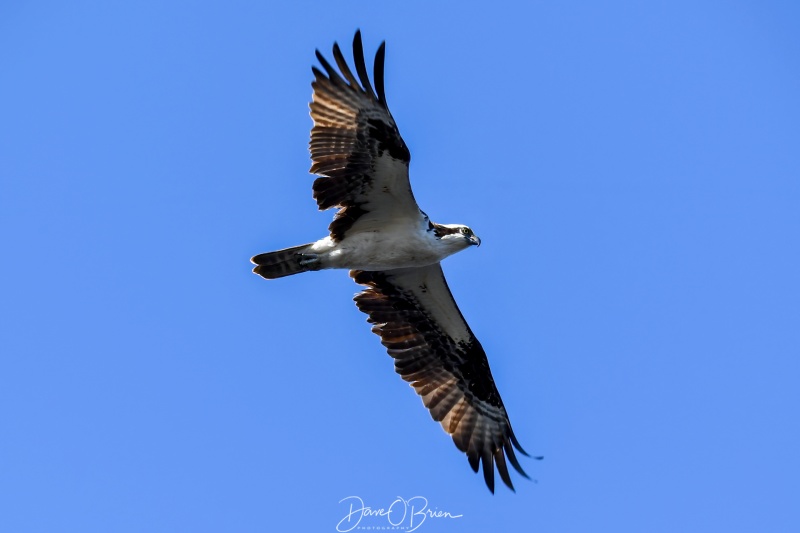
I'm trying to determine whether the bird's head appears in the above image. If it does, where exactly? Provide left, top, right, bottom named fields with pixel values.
left=432, top=223, right=481, bottom=251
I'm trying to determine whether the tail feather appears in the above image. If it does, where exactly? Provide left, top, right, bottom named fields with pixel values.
left=251, top=243, right=319, bottom=279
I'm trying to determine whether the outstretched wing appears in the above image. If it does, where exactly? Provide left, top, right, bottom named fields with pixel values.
left=351, top=265, right=532, bottom=493
left=310, top=31, right=419, bottom=242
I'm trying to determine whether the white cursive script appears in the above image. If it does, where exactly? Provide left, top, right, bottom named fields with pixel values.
left=336, top=495, right=463, bottom=532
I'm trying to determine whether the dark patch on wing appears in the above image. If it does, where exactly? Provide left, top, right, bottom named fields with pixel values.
left=455, top=340, right=504, bottom=407
left=367, top=117, right=410, bottom=162
left=350, top=266, right=533, bottom=492
left=309, top=31, right=413, bottom=242
left=327, top=204, right=367, bottom=244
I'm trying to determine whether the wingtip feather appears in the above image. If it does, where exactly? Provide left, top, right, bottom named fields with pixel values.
left=494, top=448, right=516, bottom=492
left=481, top=451, right=495, bottom=494
left=332, top=42, right=360, bottom=87
left=504, top=440, right=530, bottom=480
left=352, top=30, right=376, bottom=99
left=509, top=426, right=529, bottom=456
left=374, top=41, right=387, bottom=107
left=467, top=452, right=480, bottom=474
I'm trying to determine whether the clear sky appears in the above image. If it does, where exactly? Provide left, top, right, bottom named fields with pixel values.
left=2, top=1, right=799, bottom=532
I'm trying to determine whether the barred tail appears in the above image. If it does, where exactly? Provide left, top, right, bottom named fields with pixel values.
left=251, top=243, right=319, bottom=280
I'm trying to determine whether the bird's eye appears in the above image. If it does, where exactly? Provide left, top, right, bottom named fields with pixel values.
left=460, top=227, right=471, bottom=236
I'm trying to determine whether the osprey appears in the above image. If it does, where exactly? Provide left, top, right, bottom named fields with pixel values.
left=252, top=31, right=535, bottom=492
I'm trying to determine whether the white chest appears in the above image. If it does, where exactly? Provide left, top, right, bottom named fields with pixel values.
left=324, top=228, right=448, bottom=270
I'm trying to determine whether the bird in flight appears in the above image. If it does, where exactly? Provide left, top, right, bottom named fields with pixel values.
left=251, top=30, right=536, bottom=492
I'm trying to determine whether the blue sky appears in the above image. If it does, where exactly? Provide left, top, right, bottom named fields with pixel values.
left=2, top=1, right=799, bottom=531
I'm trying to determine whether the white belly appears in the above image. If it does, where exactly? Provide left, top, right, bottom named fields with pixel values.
left=313, top=230, right=448, bottom=271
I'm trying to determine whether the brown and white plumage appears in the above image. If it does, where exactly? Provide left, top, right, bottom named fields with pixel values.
left=309, top=32, right=414, bottom=242
left=351, top=266, right=532, bottom=492
left=251, top=31, right=536, bottom=492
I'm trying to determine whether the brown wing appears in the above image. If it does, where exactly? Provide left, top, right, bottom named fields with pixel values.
left=310, top=31, right=419, bottom=242
left=351, top=265, right=533, bottom=493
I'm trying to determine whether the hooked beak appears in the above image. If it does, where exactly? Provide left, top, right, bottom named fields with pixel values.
left=470, top=235, right=481, bottom=247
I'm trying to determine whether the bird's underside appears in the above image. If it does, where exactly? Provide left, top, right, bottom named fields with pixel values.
left=250, top=30, right=537, bottom=492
